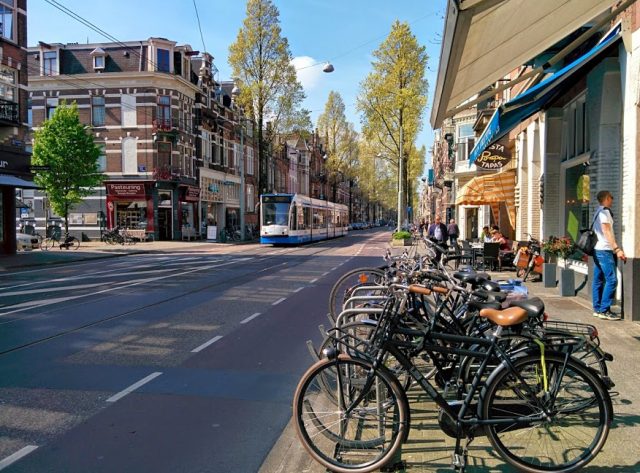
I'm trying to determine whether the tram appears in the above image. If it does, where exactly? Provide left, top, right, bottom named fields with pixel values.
left=260, top=193, right=348, bottom=245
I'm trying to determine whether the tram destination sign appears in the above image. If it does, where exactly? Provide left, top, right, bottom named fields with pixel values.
left=263, top=195, right=292, bottom=203
left=475, top=142, right=511, bottom=169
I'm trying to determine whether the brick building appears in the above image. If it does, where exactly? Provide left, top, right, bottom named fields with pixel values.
left=25, top=38, right=257, bottom=241
left=0, top=0, right=32, bottom=255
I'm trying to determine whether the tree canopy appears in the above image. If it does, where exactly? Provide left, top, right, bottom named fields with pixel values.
left=31, top=101, right=103, bottom=234
left=357, top=21, right=428, bottom=219
left=228, top=0, right=306, bottom=193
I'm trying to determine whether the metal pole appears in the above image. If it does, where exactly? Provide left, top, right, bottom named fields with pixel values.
left=397, top=125, right=403, bottom=232
left=239, top=124, right=246, bottom=241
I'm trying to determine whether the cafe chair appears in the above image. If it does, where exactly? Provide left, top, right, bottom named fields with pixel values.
left=480, top=242, right=501, bottom=271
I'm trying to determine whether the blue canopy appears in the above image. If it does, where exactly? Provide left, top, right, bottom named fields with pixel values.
left=469, top=25, right=622, bottom=166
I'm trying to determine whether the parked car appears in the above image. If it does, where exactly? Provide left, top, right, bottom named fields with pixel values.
left=16, top=232, right=40, bottom=251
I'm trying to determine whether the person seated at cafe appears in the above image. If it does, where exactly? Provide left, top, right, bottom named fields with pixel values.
left=480, top=225, right=492, bottom=242
left=491, top=229, right=515, bottom=268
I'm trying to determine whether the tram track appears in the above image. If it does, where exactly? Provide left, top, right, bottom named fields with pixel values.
left=0, top=234, right=376, bottom=357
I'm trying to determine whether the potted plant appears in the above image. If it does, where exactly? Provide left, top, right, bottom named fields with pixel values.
left=542, top=236, right=576, bottom=295
left=391, top=230, right=413, bottom=247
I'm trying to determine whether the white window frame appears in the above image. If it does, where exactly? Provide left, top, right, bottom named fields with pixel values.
left=93, top=55, right=105, bottom=70
left=246, top=146, right=254, bottom=175
left=0, top=65, right=17, bottom=103
left=247, top=184, right=255, bottom=212
left=0, top=1, right=15, bottom=43
left=121, top=94, right=137, bottom=128
left=97, top=144, right=107, bottom=172
left=122, top=137, right=138, bottom=175
left=561, top=94, right=588, bottom=161
left=42, top=50, right=58, bottom=76
left=201, top=130, right=211, bottom=163
left=234, top=143, right=242, bottom=171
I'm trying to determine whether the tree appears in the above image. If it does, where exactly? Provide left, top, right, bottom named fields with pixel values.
left=317, top=91, right=350, bottom=202
left=32, top=101, right=103, bottom=235
left=228, top=0, right=306, bottom=195
left=357, top=21, right=428, bottom=223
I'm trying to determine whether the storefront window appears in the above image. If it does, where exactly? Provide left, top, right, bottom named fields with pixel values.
left=564, top=162, right=590, bottom=256
left=0, top=188, right=3, bottom=241
left=116, top=202, right=147, bottom=228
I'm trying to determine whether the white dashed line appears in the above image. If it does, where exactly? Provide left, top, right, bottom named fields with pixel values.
left=191, top=335, right=223, bottom=353
left=241, top=313, right=262, bottom=324
left=331, top=267, right=338, bottom=271
left=293, top=287, right=304, bottom=293
left=106, top=372, right=163, bottom=403
left=310, top=278, right=318, bottom=283
left=0, top=446, right=38, bottom=471
left=272, top=297, right=286, bottom=305
left=322, top=272, right=329, bottom=276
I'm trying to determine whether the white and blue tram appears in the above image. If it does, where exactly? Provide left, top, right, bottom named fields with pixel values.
left=260, top=194, right=348, bottom=245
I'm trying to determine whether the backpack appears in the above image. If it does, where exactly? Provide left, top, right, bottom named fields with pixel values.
left=576, top=208, right=604, bottom=256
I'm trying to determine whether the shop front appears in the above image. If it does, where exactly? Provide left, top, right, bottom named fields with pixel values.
left=0, top=146, right=36, bottom=255
left=105, top=182, right=153, bottom=240
left=199, top=170, right=240, bottom=240
left=179, top=185, right=200, bottom=239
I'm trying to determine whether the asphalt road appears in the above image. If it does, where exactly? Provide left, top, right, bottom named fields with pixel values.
left=0, top=229, right=392, bottom=472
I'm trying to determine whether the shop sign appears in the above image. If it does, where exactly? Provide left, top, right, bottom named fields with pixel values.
left=475, top=143, right=512, bottom=169
left=106, top=182, right=146, bottom=198
left=183, top=185, right=200, bottom=202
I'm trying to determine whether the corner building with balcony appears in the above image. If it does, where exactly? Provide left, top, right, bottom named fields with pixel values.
left=26, top=38, right=255, bottom=241
left=0, top=0, right=33, bottom=255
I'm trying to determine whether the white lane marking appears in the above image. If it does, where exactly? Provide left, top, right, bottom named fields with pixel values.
left=191, top=335, right=224, bottom=353
left=272, top=297, right=286, bottom=306
left=322, top=272, right=329, bottom=276
left=0, top=446, right=38, bottom=471
left=0, top=259, right=253, bottom=317
left=106, top=372, right=163, bottom=403
left=293, top=287, right=304, bottom=293
left=330, top=267, right=338, bottom=271
left=240, top=313, right=262, bottom=324
left=310, top=278, right=318, bottom=283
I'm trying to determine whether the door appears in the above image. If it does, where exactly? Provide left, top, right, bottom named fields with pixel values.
left=158, top=208, right=172, bottom=240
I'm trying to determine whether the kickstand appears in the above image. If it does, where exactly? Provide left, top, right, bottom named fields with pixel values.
left=452, top=428, right=475, bottom=472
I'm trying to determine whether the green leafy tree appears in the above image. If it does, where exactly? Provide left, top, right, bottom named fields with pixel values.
left=229, top=0, right=305, bottom=194
left=317, top=91, right=350, bottom=202
left=357, top=20, right=428, bottom=221
left=32, top=101, right=103, bottom=235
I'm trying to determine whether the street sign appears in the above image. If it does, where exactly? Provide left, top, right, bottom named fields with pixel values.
left=29, top=165, right=51, bottom=171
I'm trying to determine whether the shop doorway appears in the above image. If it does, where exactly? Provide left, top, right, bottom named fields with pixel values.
left=158, top=208, right=172, bottom=240
left=465, top=207, right=478, bottom=240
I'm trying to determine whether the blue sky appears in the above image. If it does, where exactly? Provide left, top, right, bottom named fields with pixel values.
left=29, top=0, right=446, bottom=171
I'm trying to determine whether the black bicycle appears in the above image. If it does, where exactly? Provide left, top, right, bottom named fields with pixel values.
left=42, top=232, right=80, bottom=250
left=294, top=284, right=613, bottom=473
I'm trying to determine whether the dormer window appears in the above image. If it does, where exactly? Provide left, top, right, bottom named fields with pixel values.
left=90, top=47, right=107, bottom=71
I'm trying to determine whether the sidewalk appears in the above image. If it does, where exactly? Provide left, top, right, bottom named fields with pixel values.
left=260, top=260, right=640, bottom=472
left=0, top=238, right=257, bottom=272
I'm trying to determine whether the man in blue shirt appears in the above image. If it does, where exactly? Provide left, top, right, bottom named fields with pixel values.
left=428, top=215, right=448, bottom=247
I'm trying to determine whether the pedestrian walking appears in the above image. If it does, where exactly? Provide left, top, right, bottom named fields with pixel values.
left=447, top=218, right=460, bottom=247
left=428, top=215, right=448, bottom=247
left=592, top=190, right=626, bottom=321
left=419, top=218, right=426, bottom=238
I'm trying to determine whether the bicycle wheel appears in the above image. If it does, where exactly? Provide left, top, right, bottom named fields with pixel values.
left=329, top=268, right=386, bottom=321
left=42, top=238, right=56, bottom=251
left=69, top=237, right=80, bottom=250
left=482, top=352, right=612, bottom=473
left=293, top=356, right=409, bottom=473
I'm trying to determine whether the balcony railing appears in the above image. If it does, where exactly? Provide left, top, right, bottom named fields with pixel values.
left=0, top=99, right=19, bottom=124
left=152, top=118, right=176, bottom=132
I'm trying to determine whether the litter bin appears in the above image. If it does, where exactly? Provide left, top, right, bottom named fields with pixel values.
left=218, top=228, right=227, bottom=243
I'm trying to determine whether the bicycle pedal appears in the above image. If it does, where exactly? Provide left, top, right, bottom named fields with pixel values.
left=452, top=452, right=466, bottom=469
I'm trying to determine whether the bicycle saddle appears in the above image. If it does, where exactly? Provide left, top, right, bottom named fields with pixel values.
left=479, top=306, right=528, bottom=326
left=508, top=297, right=545, bottom=319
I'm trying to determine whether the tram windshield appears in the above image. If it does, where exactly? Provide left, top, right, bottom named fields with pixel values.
left=262, top=201, right=290, bottom=226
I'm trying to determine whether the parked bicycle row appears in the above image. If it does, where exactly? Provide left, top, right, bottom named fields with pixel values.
left=294, top=237, right=615, bottom=473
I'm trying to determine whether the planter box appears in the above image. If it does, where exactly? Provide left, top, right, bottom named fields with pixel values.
left=558, top=267, right=575, bottom=297
left=391, top=238, right=412, bottom=247
left=543, top=263, right=557, bottom=288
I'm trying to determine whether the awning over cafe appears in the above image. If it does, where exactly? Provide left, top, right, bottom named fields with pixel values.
left=456, top=170, right=516, bottom=224
left=430, top=0, right=619, bottom=128
left=468, top=24, right=621, bottom=165
left=0, top=174, right=38, bottom=188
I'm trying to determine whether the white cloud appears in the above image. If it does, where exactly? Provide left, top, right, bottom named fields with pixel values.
left=291, top=56, right=324, bottom=91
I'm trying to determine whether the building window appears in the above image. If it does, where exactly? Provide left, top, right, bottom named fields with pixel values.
left=213, top=135, right=222, bottom=164
left=562, top=158, right=590, bottom=256
left=46, top=98, right=58, bottom=119
left=562, top=94, right=588, bottom=161
left=223, top=139, right=231, bottom=167
left=122, top=137, right=138, bottom=175
left=27, top=98, right=32, bottom=126
left=93, top=55, right=105, bottom=70
left=157, top=142, right=171, bottom=169
left=91, top=96, right=105, bottom=127
left=234, top=143, right=242, bottom=171
left=0, top=66, right=16, bottom=102
left=97, top=144, right=107, bottom=172
left=43, top=51, right=57, bottom=76
left=157, top=48, right=170, bottom=73
left=157, top=95, right=171, bottom=129
left=246, top=146, right=254, bottom=175
left=201, top=130, right=211, bottom=163
left=121, top=94, right=137, bottom=128
left=0, top=1, right=14, bottom=42
left=247, top=184, right=255, bottom=212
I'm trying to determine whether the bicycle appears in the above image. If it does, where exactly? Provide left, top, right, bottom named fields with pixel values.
left=295, top=284, right=613, bottom=473
left=42, top=232, right=80, bottom=250
left=515, top=235, right=544, bottom=282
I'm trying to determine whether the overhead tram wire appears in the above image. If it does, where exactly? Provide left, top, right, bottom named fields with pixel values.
left=192, top=0, right=207, bottom=53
